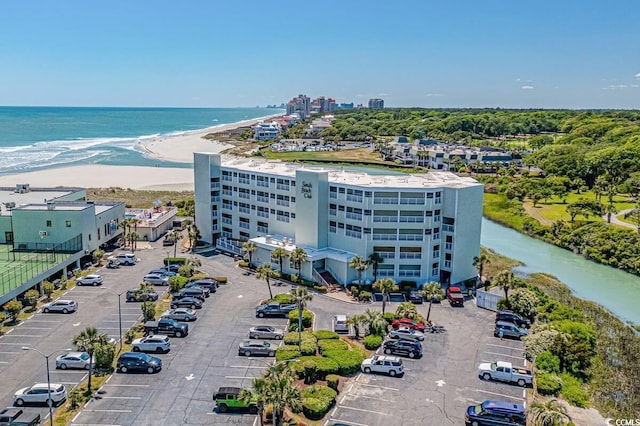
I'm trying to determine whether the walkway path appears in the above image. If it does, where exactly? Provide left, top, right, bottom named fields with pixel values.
left=603, top=208, right=638, bottom=230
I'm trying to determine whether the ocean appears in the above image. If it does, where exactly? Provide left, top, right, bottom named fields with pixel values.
left=0, top=106, right=283, bottom=174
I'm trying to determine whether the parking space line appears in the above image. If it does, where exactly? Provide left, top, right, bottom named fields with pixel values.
left=483, top=351, right=526, bottom=360
left=0, top=342, right=32, bottom=345
left=99, top=396, right=142, bottom=400
left=341, top=394, right=394, bottom=403
left=353, top=382, right=399, bottom=392
left=101, top=384, right=149, bottom=387
left=82, top=409, right=132, bottom=413
left=0, top=351, right=18, bottom=354
left=72, top=424, right=122, bottom=426
left=336, top=405, right=388, bottom=416
left=473, top=388, right=525, bottom=401
left=15, top=327, right=52, bottom=330
left=52, top=371, right=88, bottom=374
left=1, top=334, right=43, bottom=337
left=225, top=375, right=257, bottom=379
left=325, top=419, right=369, bottom=426
left=0, top=361, right=8, bottom=364
left=486, top=343, right=522, bottom=350
left=229, top=365, right=265, bottom=369
left=26, top=319, right=59, bottom=323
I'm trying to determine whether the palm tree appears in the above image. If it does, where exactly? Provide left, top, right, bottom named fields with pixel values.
left=528, top=398, right=572, bottom=426
left=603, top=202, right=617, bottom=223
left=473, top=253, right=490, bottom=284
left=187, top=223, right=201, bottom=252
left=349, top=256, right=368, bottom=286
left=72, top=326, right=107, bottom=393
left=242, top=241, right=257, bottom=268
left=395, top=302, right=418, bottom=319
left=290, top=287, right=313, bottom=346
left=289, top=247, right=308, bottom=281
left=166, top=230, right=181, bottom=258
left=118, top=218, right=131, bottom=247
left=265, top=366, right=302, bottom=426
left=364, top=309, right=388, bottom=336
left=255, top=263, right=276, bottom=299
left=128, top=231, right=139, bottom=252
left=368, top=252, right=384, bottom=283
left=420, top=282, right=443, bottom=322
left=347, top=314, right=367, bottom=339
left=493, top=270, right=517, bottom=302
left=270, top=247, right=289, bottom=277
left=372, top=278, right=398, bottom=314
left=239, top=379, right=267, bottom=426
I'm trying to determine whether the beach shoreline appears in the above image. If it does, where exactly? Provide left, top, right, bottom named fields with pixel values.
left=0, top=113, right=283, bottom=192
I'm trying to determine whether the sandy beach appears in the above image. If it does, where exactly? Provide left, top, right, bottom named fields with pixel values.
left=0, top=115, right=281, bottom=191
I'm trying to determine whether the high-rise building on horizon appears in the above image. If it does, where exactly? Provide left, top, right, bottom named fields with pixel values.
left=286, top=94, right=311, bottom=119
left=368, top=98, right=384, bottom=109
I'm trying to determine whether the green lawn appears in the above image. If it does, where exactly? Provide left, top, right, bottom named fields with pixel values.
left=529, top=191, right=636, bottom=223
left=482, top=193, right=525, bottom=230
left=262, top=148, right=382, bottom=162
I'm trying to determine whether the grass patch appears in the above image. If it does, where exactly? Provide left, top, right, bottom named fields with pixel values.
left=527, top=191, right=636, bottom=224
left=262, top=148, right=380, bottom=162
left=483, top=193, right=525, bottom=230
left=87, top=188, right=194, bottom=209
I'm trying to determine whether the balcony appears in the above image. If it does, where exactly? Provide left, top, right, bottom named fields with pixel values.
left=399, top=198, right=424, bottom=205
left=257, top=211, right=269, bottom=218
left=222, top=190, right=233, bottom=196
left=211, top=225, right=218, bottom=232
left=222, top=218, right=232, bottom=225
left=399, top=253, right=421, bottom=259
left=276, top=184, right=290, bottom=191
left=398, top=270, right=420, bottom=277
left=443, top=224, right=455, bottom=232
left=432, top=251, right=440, bottom=258
left=210, top=182, right=221, bottom=189
left=257, top=196, right=269, bottom=203
left=372, top=234, right=397, bottom=241
left=239, top=222, right=250, bottom=230
left=445, top=243, right=453, bottom=250
left=346, top=195, right=363, bottom=203
left=257, top=181, right=269, bottom=188
left=398, top=234, right=423, bottom=241
left=435, top=198, right=442, bottom=204
left=238, top=193, right=250, bottom=199
left=222, top=205, right=233, bottom=211
left=276, top=215, right=290, bottom=223
left=210, top=196, right=221, bottom=203
left=378, top=252, right=395, bottom=259
left=239, top=207, right=250, bottom=214
left=329, top=209, right=337, bottom=216
left=345, top=230, right=362, bottom=239
left=222, top=176, right=232, bottom=182
left=257, top=226, right=268, bottom=233
left=276, top=200, right=290, bottom=207
left=433, top=233, right=440, bottom=240
left=373, top=216, right=397, bottom=223
left=329, top=226, right=337, bottom=233
left=399, top=216, right=423, bottom=223
left=444, top=261, right=452, bottom=268
left=373, top=197, right=398, bottom=205
left=330, top=193, right=338, bottom=199
left=238, top=178, right=250, bottom=185
left=346, top=213, right=363, bottom=221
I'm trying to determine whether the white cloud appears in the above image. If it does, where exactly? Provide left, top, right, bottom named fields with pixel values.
left=635, top=72, right=640, bottom=78
left=425, top=93, right=444, bottom=97
left=606, top=84, right=628, bottom=89
left=515, top=78, right=521, bottom=82
left=521, top=85, right=534, bottom=90
left=377, top=93, right=389, bottom=97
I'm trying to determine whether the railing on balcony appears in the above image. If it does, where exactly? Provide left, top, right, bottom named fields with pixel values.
left=257, top=196, right=269, bottom=203
left=445, top=243, right=452, bottom=250
left=378, top=252, right=395, bottom=259
left=346, top=213, right=363, bottom=221
left=211, top=196, right=221, bottom=202
left=277, top=215, right=290, bottom=223
left=329, top=193, right=338, bottom=199
left=257, top=211, right=269, bottom=218
left=372, top=234, right=397, bottom=241
left=443, top=224, right=454, bottom=232
left=276, top=184, right=290, bottom=191
left=222, top=190, right=233, bottom=196
left=276, top=200, right=290, bottom=207
left=398, top=234, right=423, bottom=241
left=216, top=238, right=243, bottom=256
left=399, top=253, right=422, bottom=259
left=238, top=193, right=250, bottom=199
left=222, top=218, right=232, bottom=225
left=222, top=176, right=232, bottom=182
left=345, top=230, right=362, bottom=239
left=399, top=216, right=423, bottom=223
left=346, top=195, right=363, bottom=203
left=238, top=178, right=250, bottom=184
left=257, top=181, right=269, bottom=188
left=399, top=198, right=424, bottom=205
left=377, top=270, right=395, bottom=277
left=239, top=222, right=250, bottom=229
left=211, top=182, right=221, bottom=188
left=373, top=197, right=398, bottom=204
left=329, top=209, right=337, bottom=216
left=239, top=207, right=250, bottom=214
left=329, top=226, right=337, bottom=233
left=257, top=226, right=268, bottom=233
left=398, top=270, right=421, bottom=277
left=444, top=261, right=452, bottom=268
left=373, top=216, right=398, bottom=223
left=222, top=204, right=233, bottom=211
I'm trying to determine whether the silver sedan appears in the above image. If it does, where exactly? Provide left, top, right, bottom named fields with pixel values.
left=249, top=326, right=284, bottom=340
left=388, top=327, right=425, bottom=341
left=161, top=308, right=197, bottom=322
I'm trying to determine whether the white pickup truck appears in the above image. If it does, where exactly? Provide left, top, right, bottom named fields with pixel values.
left=478, top=361, right=532, bottom=387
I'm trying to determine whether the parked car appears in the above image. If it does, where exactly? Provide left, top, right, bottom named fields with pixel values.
left=117, top=352, right=162, bottom=374
left=494, top=321, right=529, bottom=340
left=172, top=289, right=206, bottom=302
left=255, top=302, right=297, bottom=318
left=495, top=311, right=531, bottom=328
left=76, top=274, right=103, bottom=286
left=144, top=318, right=188, bottom=337
left=478, top=361, right=533, bottom=387
left=170, top=297, right=202, bottom=309
left=115, top=253, right=137, bottom=265
left=143, top=273, right=169, bottom=286
left=238, top=341, right=275, bottom=357
left=408, top=290, right=423, bottom=304
left=41, top=300, right=77, bottom=314
left=446, top=286, right=464, bottom=306
left=161, top=308, right=197, bottom=322
left=0, top=407, right=41, bottom=426
left=465, top=400, right=525, bottom=426
left=185, top=281, right=215, bottom=295
left=391, top=318, right=426, bottom=331
left=249, top=326, right=284, bottom=340
left=131, top=335, right=171, bottom=354
left=188, top=278, right=218, bottom=292
left=388, top=327, right=425, bottom=341
left=13, top=383, right=66, bottom=406
left=55, top=351, right=93, bottom=370
left=161, top=264, right=181, bottom=273
left=383, top=340, right=423, bottom=358
left=175, top=285, right=209, bottom=299
left=361, top=355, right=404, bottom=377
left=126, top=288, right=159, bottom=302
left=148, top=269, right=176, bottom=277
left=214, top=387, right=258, bottom=414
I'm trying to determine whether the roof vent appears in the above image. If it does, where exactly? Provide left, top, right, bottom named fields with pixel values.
left=15, top=184, right=30, bottom=194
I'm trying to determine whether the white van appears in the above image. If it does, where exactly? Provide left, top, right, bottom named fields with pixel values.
left=334, top=315, right=349, bottom=333
left=115, top=253, right=137, bottom=265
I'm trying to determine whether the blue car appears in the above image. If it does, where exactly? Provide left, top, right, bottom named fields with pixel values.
left=117, top=352, right=162, bottom=374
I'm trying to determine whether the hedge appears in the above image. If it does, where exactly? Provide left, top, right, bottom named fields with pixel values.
left=314, top=330, right=339, bottom=340
left=322, top=350, right=365, bottom=375
left=383, top=312, right=398, bottom=323
left=327, top=374, right=340, bottom=392
left=164, top=257, right=186, bottom=265
left=537, top=372, right=563, bottom=396
left=318, top=339, right=348, bottom=354
left=363, top=335, right=383, bottom=350
left=288, top=308, right=313, bottom=328
left=275, top=345, right=301, bottom=362
left=284, top=331, right=316, bottom=346
left=301, top=385, right=337, bottom=420
left=291, top=356, right=339, bottom=380
left=273, top=293, right=296, bottom=304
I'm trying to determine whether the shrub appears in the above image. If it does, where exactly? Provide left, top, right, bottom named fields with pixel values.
left=213, top=276, right=228, bottom=284
left=314, top=285, right=328, bottom=293
left=383, top=312, right=397, bottom=324
left=124, top=329, right=137, bottom=344
left=238, top=260, right=249, bottom=268
left=303, top=360, right=317, bottom=384
left=301, top=385, right=337, bottom=420
left=94, top=342, right=116, bottom=370
left=178, top=264, right=193, bottom=277
left=169, top=276, right=188, bottom=293
left=42, top=281, right=55, bottom=299
left=276, top=345, right=301, bottom=362
left=326, top=374, right=340, bottom=392
left=288, top=309, right=313, bottom=328
left=313, top=330, right=339, bottom=340
left=536, top=372, right=563, bottom=396
left=363, top=335, right=383, bottom=350
left=291, top=274, right=299, bottom=283
left=318, top=339, right=348, bottom=353
left=284, top=331, right=316, bottom=345
left=560, top=373, right=590, bottom=408
left=358, top=291, right=372, bottom=302
left=23, top=289, right=40, bottom=310
left=59, top=276, right=68, bottom=290
left=165, top=257, right=186, bottom=265
left=141, top=301, right=156, bottom=322
left=323, top=350, right=365, bottom=375
left=273, top=293, right=296, bottom=304
left=291, top=356, right=339, bottom=379
left=3, top=300, right=23, bottom=322
left=536, top=351, right=561, bottom=374
left=67, top=387, right=85, bottom=410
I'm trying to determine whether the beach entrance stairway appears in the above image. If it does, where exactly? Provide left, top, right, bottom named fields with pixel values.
left=320, top=270, right=339, bottom=286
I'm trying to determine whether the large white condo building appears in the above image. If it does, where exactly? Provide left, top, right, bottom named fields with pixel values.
left=194, top=153, right=483, bottom=287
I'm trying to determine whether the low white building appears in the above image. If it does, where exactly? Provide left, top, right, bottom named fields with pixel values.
left=194, top=153, right=483, bottom=287
left=253, top=121, right=281, bottom=140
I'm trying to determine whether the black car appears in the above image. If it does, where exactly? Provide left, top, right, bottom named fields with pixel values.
left=117, top=352, right=162, bottom=374
left=126, top=288, right=159, bottom=302
left=161, top=264, right=181, bottom=273
left=170, top=297, right=203, bottom=309
left=187, top=279, right=217, bottom=293
left=495, top=311, right=531, bottom=328
left=408, top=290, right=423, bottom=304
left=172, top=288, right=206, bottom=302
left=383, top=340, right=423, bottom=358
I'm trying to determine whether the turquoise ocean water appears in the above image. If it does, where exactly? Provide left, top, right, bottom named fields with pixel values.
left=0, top=106, right=283, bottom=174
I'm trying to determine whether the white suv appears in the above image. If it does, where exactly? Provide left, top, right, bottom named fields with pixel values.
left=131, top=335, right=171, bottom=353
left=115, top=253, right=137, bottom=265
left=14, top=383, right=67, bottom=406
left=361, top=355, right=404, bottom=377
left=76, top=274, right=103, bottom=286
left=42, top=299, right=77, bottom=314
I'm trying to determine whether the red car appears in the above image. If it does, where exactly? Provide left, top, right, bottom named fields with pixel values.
left=391, top=318, right=426, bottom=331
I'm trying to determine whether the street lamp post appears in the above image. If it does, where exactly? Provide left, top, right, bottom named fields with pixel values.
left=296, top=295, right=303, bottom=353
left=102, top=288, right=124, bottom=351
left=22, top=347, right=70, bottom=426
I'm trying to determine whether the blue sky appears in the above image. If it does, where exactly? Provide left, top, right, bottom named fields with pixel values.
left=1, top=0, right=638, bottom=109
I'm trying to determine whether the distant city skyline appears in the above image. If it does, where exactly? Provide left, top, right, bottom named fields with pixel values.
left=1, top=1, right=639, bottom=109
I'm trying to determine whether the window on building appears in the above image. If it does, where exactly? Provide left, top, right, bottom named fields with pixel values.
left=443, top=217, right=455, bottom=225
left=46, top=220, right=52, bottom=227
left=66, top=220, right=72, bottom=227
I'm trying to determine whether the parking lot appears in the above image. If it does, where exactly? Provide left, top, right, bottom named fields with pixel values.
left=1, top=240, right=528, bottom=426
